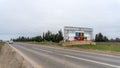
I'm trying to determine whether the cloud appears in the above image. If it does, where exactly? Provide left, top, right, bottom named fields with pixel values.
left=0, top=0, right=120, bottom=40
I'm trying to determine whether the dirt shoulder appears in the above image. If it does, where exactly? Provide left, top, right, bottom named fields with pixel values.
left=0, top=43, right=41, bottom=68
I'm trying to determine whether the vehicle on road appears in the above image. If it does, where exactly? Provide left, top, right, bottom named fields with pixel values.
left=8, top=41, right=13, bottom=44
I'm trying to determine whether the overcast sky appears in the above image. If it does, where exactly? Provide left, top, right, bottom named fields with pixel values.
left=0, top=0, right=120, bottom=40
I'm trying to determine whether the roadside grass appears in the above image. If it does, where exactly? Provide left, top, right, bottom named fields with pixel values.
left=0, top=42, right=5, bottom=51
left=96, top=42, right=120, bottom=46
left=26, top=41, right=120, bottom=52
left=67, top=45, right=120, bottom=52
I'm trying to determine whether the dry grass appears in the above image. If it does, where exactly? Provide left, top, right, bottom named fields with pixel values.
left=0, top=42, right=5, bottom=51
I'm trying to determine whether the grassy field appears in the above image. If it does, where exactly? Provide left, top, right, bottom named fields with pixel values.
left=0, top=42, right=5, bottom=51
left=27, top=41, right=120, bottom=52
left=68, top=45, right=120, bottom=52
left=96, top=42, right=120, bottom=46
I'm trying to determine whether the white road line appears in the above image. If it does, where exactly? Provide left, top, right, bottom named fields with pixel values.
left=48, top=47, right=120, bottom=58
left=16, top=45, right=120, bottom=68
left=39, top=45, right=120, bottom=58
left=21, top=43, right=120, bottom=58
left=32, top=47, right=120, bottom=68
left=32, top=47, right=53, bottom=53
left=64, top=55, right=120, bottom=68
left=17, top=45, right=83, bottom=68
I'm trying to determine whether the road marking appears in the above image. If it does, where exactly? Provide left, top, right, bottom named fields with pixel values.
left=17, top=45, right=83, bottom=68
left=32, top=47, right=54, bottom=53
left=64, top=55, right=120, bottom=68
left=39, top=45, right=120, bottom=58
left=20, top=43, right=120, bottom=58
left=31, top=47, right=120, bottom=68
left=16, top=44, right=120, bottom=68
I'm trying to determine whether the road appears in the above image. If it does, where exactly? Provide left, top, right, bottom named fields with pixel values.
left=11, top=43, right=120, bottom=68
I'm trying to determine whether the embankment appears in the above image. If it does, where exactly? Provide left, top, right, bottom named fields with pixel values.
left=0, top=44, right=41, bottom=68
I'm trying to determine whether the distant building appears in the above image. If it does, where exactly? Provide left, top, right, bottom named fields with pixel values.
left=64, top=26, right=93, bottom=42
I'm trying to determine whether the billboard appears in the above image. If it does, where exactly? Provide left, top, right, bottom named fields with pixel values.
left=64, top=26, right=93, bottom=42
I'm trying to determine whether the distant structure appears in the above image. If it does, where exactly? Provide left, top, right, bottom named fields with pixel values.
left=64, top=26, right=93, bottom=42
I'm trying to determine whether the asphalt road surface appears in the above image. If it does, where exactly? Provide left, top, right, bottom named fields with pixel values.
left=11, top=43, right=120, bottom=68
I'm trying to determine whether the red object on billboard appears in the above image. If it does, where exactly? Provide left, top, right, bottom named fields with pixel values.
left=79, top=32, right=82, bottom=36
left=78, top=36, right=83, bottom=41
left=84, top=37, right=87, bottom=40
left=74, top=36, right=78, bottom=40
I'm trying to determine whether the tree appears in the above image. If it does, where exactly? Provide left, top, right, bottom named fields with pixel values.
left=98, top=33, right=104, bottom=42
left=13, top=30, right=64, bottom=43
left=43, top=33, right=45, bottom=41
left=44, top=31, right=52, bottom=41
left=34, top=36, right=43, bottom=42
left=103, top=36, right=109, bottom=42
left=95, top=33, right=109, bottom=42
left=95, top=34, right=98, bottom=42
left=115, top=38, right=120, bottom=42
left=57, top=30, right=63, bottom=42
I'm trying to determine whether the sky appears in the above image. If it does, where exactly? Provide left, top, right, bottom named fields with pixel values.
left=0, top=0, right=120, bottom=40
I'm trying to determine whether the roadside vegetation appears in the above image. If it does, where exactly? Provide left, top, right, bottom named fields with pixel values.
left=13, top=32, right=120, bottom=52
left=95, top=33, right=120, bottom=42
left=13, top=30, right=63, bottom=43
left=67, top=33, right=120, bottom=52
left=68, top=44, right=120, bottom=52
left=0, top=42, right=5, bottom=51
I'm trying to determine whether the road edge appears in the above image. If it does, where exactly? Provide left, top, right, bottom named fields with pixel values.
left=8, top=43, right=42, bottom=68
